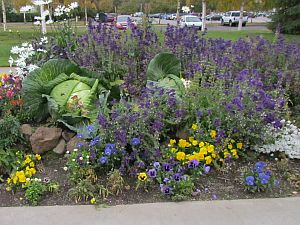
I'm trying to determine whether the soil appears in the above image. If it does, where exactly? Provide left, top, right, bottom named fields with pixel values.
left=1, top=152, right=300, bottom=207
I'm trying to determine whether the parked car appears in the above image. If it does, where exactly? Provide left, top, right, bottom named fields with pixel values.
left=107, top=13, right=117, bottom=22
left=180, top=15, right=202, bottom=29
left=115, top=15, right=136, bottom=30
left=221, top=11, right=248, bottom=27
left=170, top=13, right=177, bottom=20
left=206, top=14, right=222, bottom=21
left=95, top=12, right=107, bottom=22
left=133, top=12, right=144, bottom=17
left=148, top=13, right=161, bottom=18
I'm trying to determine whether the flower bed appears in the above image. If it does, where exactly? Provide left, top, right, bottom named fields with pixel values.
left=1, top=3, right=300, bottom=206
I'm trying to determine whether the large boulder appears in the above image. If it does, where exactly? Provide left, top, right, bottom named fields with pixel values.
left=20, top=124, right=33, bottom=141
left=62, top=130, right=76, bottom=142
left=53, top=139, right=66, bottom=155
left=30, top=127, right=62, bottom=154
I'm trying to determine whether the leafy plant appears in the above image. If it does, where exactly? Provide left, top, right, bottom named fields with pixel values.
left=242, top=162, right=277, bottom=193
left=0, top=149, right=24, bottom=176
left=0, top=115, right=23, bottom=149
left=25, top=181, right=47, bottom=206
left=107, top=169, right=124, bottom=196
left=146, top=53, right=185, bottom=96
left=67, top=179, right=97, bottom=203
left=22, top=59, right=106, bottom=125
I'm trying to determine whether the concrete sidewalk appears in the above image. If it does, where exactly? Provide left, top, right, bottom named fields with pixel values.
left=0, top=197, right=299, bottom=225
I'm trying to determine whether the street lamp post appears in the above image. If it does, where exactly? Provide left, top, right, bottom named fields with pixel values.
left=176, top=0, right=180, bottom=26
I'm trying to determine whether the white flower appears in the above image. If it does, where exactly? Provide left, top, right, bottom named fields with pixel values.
left=34, top=20, right=41, bottom=25
left=73, top=148, right=78, bottom=152
left=26, top=178, right=31, bottom=181
left=46, top=19, right=53, bottom=24
left=66, top=151, right=70, bottom=154
left=69, top=2, right=79, bottom=10
left=86, top=156, right=89, bottom=159
left=32, top=0, right=52, bottom=6
left=79, top=157, right=83, bottom=160
left=72, top=159, right=75, bottom=162
left=63, top=167, right=68, bottom=171
left=8, top=56, right=14, bottom=67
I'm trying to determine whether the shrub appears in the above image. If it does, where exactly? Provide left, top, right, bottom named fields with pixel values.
left=0, top=115, right=23, bottom=149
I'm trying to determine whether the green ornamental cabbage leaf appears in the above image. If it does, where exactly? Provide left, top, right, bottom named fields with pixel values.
left=146, top=53, right=184, bottom=96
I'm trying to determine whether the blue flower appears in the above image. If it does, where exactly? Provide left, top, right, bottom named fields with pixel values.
left=76, top=142, right=83, bottom=148
left=77, top=133, right=84, bottom=139
left=204, top=165, right=211, bottom=174
left=153, top=162, right=160, bottom=169
left=163, top=177, right=170, bottom=183
left=98, top=156, right=107, bottom=165
left=161, top=185, right=171, bottom=195
left=104, top=143, right=116, bottom=155
left=246, top=176, right=255, bottom=186
left=162, top=163, right=172, bottom=172
left=259, top=172, right=270, bottom=185
left=87, top=125, right=95, bottom=133
left=131, top=137, right=141, bottom=146
left=148, top=169, right=157, bottom=178
left=188, top=159, right=199, bottom=169
left=255, top=162, right=266, bottom=173
left=173, top=173, right=181, bottom=182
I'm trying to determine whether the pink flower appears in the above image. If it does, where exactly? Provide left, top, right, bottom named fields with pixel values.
left=6, top=90, right=14, bottom=98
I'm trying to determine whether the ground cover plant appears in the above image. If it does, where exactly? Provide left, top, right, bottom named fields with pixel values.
left=0, top=3, right=300, bottom=206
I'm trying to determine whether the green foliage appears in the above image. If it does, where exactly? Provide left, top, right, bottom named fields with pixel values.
left=147, top=53, right=184, bottom=96
left=25, top=181, right=47, bottom=206
left=268, top=0, right=300, bottom=34
left=67, top=179, right=93, bottom=202
left=0, top=149, right=23, bottom=176
left=22, top=59, right=80, bottom=121
left=0, top=115, right=23, bottom=149
left=171, top=178, right=195, bottom=201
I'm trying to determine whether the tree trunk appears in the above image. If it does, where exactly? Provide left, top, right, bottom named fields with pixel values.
left=2, top=0, right=7, bottom=31
left=85, top=0, right=88, bottom=25
left=40, top=4, right=47, bottom=34
left=238, top=1, right=244, bottom=31
left=201, top=0, right=206, bottom=32
left=176, top=0, right=180, bottom=27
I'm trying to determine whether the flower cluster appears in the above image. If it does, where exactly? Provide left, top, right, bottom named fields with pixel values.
left=0, top=74, right=23, bottom=116
left=6, top=154, right=41, bottom=191
left=243, top=162, right=277, bottom=192
left=54, top=2, right=79, bottom=17
left=254, top=120, right=300, bottom=159
left=9, top=37, right=48, bottom=77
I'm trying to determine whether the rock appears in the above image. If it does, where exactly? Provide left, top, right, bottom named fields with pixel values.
left=30, top=127, right=62, bottom=154
left=21, top=124, right=33, bottom=141
left=66, top=136, right=87, bottom=153
left=62, top=130, right=76, bottom=142
left=53, top=139, right=66, bottom=154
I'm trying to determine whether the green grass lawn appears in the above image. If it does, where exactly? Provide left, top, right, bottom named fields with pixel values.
left=0, top=25, right=300, bottom=67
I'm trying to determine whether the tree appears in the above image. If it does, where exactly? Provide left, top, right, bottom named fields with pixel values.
left=201, top=0, right=206, bottom=31
left=268, top=0, right=300, bottom=35
left=1, top=0, right=6, bottom=31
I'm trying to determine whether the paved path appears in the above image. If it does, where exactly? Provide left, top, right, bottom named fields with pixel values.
left=0, top=67, right=13, bottom=74
left=0, top=198, right=299, bottom=225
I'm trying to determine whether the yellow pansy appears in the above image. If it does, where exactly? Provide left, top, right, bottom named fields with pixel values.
left=237, top=143, right=243, bottom=149
left=176, top=151, right=186, bottom=161
left=191, top=124, right=198, bottom=130
left=35, top=154, right=41, bottom=161
left=12, top=175, right=18, bottom=184
left=192, top=140, right=198, bottom=146
left=90, top=198, right=96, bottom=204
left=231, top=149, right=238, bottom=158
left=23, top=157, right=31, bottom=166
left=194, top=152, right=204, bottom=161
left=199, top=142, right=205, bottom=147
left=178, top=139, right=190, bottom=148
left=30, top=168, right=36, bottom=175
left=210, top=130, right=217, bottom=139
left=211, top=153, right=217, bottom=158
left=200, top=147, right=207, bottom=155
left=29, top=162, right=35, bottom=168
left=188, top=154, right=197, bottom=161
left=230, top=139, right=236, bottom=143
left=228, top=144, right=233, bottom=150
left=224, top=151, right=231, bottom=159
left=188, top=137, right=194, bottom=143
left=169, top=139, right=176, bottom=146
left=207, top=145, right=214, bottom=153
left=7, top=178, right=11, bottom=184
left=137, top=172, right=148, bottom=181
left=205, top=156, right=212, bottom=165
